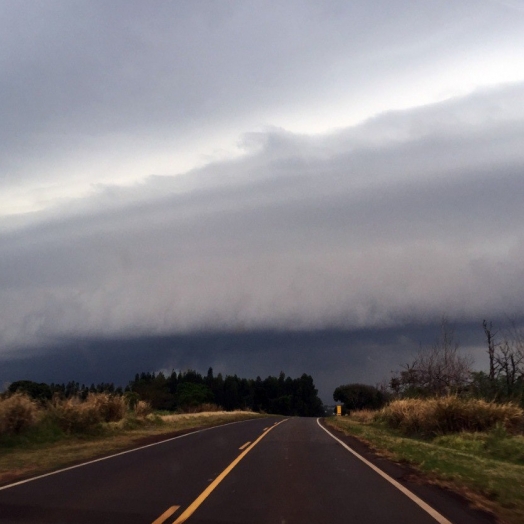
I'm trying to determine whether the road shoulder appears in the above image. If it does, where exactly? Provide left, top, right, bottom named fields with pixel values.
left=319, top=418, right=496, bottom=524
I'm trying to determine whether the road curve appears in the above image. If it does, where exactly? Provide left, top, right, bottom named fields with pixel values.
left=0, top=417, right=494, bottom=523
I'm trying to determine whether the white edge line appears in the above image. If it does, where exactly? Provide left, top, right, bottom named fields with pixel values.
left=0, top=417, right=268, bottom=492
left=316, top=418, right=452, bottom=524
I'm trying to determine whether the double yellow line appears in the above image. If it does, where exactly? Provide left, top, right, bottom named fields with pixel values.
left=153, top=419, right=286, bottom=524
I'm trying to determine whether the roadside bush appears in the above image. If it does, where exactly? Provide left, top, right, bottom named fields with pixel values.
left=48, top=393, right=127, bottom=433
left=124, top=391, right=140, bottom=410
left=196, top=403, right=222, bottom=412
left=134, top=400, right=152, bottom=418
left=48, top=396, right=102, bottom=433
left=349, top=409, right=376, bottom=424
left=87, top=393, right=126, bottom=422
left=178, top=402, right=222, bottom=414
left=0, top=393, right=41, bottom=435
left=378, top=397, right=524, bottom=436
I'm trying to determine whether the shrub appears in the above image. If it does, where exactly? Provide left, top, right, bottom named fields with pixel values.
left=350, top=409, right=376, bottom=423
left=87, top=393, right=126, bottom=422
left=134, top=400, right=152, bottom=418
left=124, top=391, right=140, bottom=410
left=177, top=402, right=222, bottom=414
left=195, top=403, right=222, bottom=413
left=47, top=393, right=127, bottom=433
left=378, top=397, right=524, bottom=436
left=0, top=393, right=41, bottom=435
left=48, top=396, right=102, bottom=433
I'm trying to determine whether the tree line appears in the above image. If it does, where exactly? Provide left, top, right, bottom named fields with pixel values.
left=334, top=318, right=524, bottom=412
left=7, top=369, right=324, bottom=417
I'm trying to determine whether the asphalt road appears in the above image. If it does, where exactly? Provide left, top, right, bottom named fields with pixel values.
left=0, top=417, right=494, bottom=524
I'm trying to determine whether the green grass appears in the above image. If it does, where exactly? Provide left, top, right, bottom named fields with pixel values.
left=433, top=427, right=524, bottom=465
left=326, top=416, right=524, bottom=524
left=0, top=410, right=265, bottom=486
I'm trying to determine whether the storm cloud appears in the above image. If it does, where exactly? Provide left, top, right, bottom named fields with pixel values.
left=1, top=1, right=523, bottom=395
left=2, top=84, right=524, bottom=349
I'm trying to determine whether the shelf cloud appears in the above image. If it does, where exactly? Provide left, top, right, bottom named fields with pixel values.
left=1, top=1, right=523, bottom=394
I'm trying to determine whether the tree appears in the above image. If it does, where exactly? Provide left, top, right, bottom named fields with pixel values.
left=479, top=319, right=524, bottom=402
left=129, top=371, right=173, bottom=410
left=391, top=318, right=473, bottom=397
left=8, top=380, right=52, bottom=403
left=292, top=374, right=324, bottom=417
left=179, top=369, right=204, bottom=384
left=175, top=382, right=213, bottom=410
left=222, top=375, right=241, bottom=410
left=333, top=383, right=387, bottom=411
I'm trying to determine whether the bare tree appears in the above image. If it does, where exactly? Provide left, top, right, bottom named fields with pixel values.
left=480, top=319, right=524, bottom=400
left=498, top=320, right=524, bottom=397
left=392, top=318, right=473, bottom=397
left=483, top=319, right=499, bottom=383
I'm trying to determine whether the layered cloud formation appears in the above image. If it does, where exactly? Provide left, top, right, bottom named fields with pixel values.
left=2, top=83, right=524, bottom=352
left=1, top=2, right=524, bottom=394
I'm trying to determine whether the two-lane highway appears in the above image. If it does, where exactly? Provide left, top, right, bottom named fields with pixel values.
left=179, top=418, right=485, bottom=524
left=0, top=417, right=494, bottom=523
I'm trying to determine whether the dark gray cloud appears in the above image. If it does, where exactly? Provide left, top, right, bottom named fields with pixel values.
left=0, top=323, right=489, bottom=403
left=1, top=85, right=524, bottom=352
left=2, top=2, right=523, bottom=390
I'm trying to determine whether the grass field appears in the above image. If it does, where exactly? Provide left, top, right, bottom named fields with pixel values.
left=0, top=410, right=265, bottom=486
left=326, top=414, right=524, bottom=524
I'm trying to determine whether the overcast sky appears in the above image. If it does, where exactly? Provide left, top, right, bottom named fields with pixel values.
left=1, top=0, right=524, bottom=400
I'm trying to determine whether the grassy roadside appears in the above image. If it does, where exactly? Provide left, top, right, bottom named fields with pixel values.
left=325, top=415, right=524, bottom=524
left=0, top=411, right=265, bottom=487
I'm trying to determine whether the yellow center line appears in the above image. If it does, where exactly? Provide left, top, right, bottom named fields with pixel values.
left=172, top=419, right=287, bottom=524
left=238, top=441, right=251, bottom=450
left=152, top=505, right=180, bottom=524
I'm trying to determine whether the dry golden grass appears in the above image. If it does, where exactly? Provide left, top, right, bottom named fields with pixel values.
left=133, top=400, right=152, bottom=418
left=0, top=393, right=134, bottom=437
left=378, top=396, right=524, bottom=436
left=0, top=394, right=41, bottom=435
left=160, top=409, right=253, bottom=423
left=90, top=393, right=127, bottom=422
left=347, top=410, right=376, bottom=423
left=47, top=393, right=128, bottom=433
left=175, top=402, right=222, bottom=413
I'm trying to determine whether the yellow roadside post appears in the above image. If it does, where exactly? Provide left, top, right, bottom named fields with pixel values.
left=336, top=405, right=342, bottom=416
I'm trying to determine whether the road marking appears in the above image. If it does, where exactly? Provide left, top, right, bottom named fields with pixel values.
left=152, top=505, right=180, bottom=524
left=263, top=427, right=269, bottom=431
left=316, top=419, right=452, bottom=524
left=0, top=418, right=269, bottom=492
left=172, top=419, right=287, bottom=524
left=238, top=441, right=251, bottom=450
